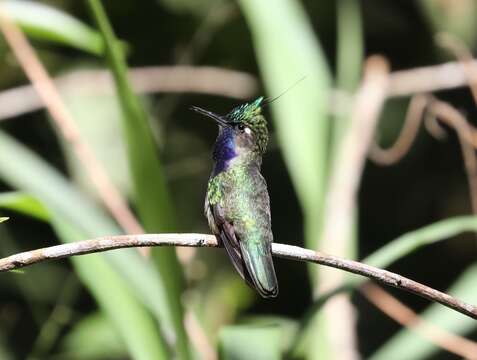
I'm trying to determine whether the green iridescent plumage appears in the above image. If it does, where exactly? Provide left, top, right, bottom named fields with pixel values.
left=224, top=97, right=268, bottom=152
left=192, top=97, right=278, bottom=298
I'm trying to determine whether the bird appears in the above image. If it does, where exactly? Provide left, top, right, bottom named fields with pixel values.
left=191, top=97, right=278, bottom=298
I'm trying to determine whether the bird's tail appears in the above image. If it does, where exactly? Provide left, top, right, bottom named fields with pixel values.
left=240, top=241, right=278, bottom=298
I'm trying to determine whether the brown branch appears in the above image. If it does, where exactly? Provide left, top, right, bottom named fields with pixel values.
left=367, top=94, right=477, bottom=355
left=369, top=99, right=477, bottom=216
left=369, top=94, right=428, bottom=165
left=361, top=283, right=477, bottom=360
left=427, top=98, right=477, bottom=214
left=184, top=311, right=217, bottom=360
left=0, top=234, right=476, bottom=320
left=321, top=56, right=389, bottom=262
left=436, top=33, right=477, bottom=105
left=388, top=59, right=477, bottom=97
left=424, top=110, right=448, bottom=141
left=0, top=67, right=258, bottom=121
left=319, top=56, right=390, bottom=360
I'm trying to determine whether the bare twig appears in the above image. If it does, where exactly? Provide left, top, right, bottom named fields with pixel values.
left=433, top=34, right=477, bottom=216
left=321, top=56, right=390, bottom=264
left=424, top=111, right=448, bottom=141
left=0, top=8, right=144, bottom=236
left=184, top=311, right=217, bottom=360
left=0, top=67, right=258, bottom=121
left=369, top=94, right=428, bottom=165
left=366, top=46, right=477, bottom=355
left=427, top=98, right=477, bottom=214
left=369, top=40, right=477, bottom=214
left=388, top=59, right=477, bottom=97
left=361, top=283, right=477, bottom=359
left=319, top=56, right=390, bottom=360
left=4, top=56, right=477, bottom=124
left=436, top=33, right=477, bottom=105
left=0, top=234, right=476, bottom=320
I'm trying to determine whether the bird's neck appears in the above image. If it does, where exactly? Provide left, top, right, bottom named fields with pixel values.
left=212, top=127, right=260, bottom=176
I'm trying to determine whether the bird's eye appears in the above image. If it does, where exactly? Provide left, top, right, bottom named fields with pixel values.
left=238, top=124, right=252, bottom=135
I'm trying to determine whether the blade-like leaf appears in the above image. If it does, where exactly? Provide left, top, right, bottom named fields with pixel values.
left=52, top=219, right=169, bottom=360
left=291, top=216, right=477, bottom=356
left=237, top=0, right=331, bottom=275
left=86, top=2, right=189, bottom=358
left=365, top=216, right=477, bottom=359
left=241, top=315, right=299, bottom=353
left=369, top=263, right=477, bottom=360
left=0, top=335, right=12, bottom=360
left=219, top=324, right=282, bottom=360
left=334, top=0, right=363, bottom=145
left=0, top=217, right=8, bottom=223
left=0, top=130, right=175, bottom=355
left=59, top=89, right=131, bottom=199
left=419, top=0, right=477, bottom=46
left=1, top=0, right=104, bottom=54
left=364, top=216, right=477, bottom=269
left=85, top=0, right=176, bottom=232
left=60, top=311, right=126, bottom=359
left=336, top=0, right=363, bottom=94
left=0, top=192, right=49, bottom=221
left=237, top=2, right=331, bottom=358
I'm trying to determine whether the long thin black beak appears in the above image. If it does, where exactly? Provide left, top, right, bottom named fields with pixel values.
left=190, top=106, right=230, bottom=127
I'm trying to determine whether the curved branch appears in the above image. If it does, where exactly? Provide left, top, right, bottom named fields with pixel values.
left=0, top=233, right=476, bottom=320
left=369, top=94, right=428, bottom=165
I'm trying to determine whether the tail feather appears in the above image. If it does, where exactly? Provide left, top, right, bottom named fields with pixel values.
left=240, top=241, right=278, bottom=298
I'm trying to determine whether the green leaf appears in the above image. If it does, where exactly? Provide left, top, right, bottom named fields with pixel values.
left=364, top=216, right=477, bottom=270
left=0, top=192, right=49, bottom=221
left=157, top=0, right=217, bottom=15
left=0, top=217, right=8, bottom=223
left=336, top=0, right=363, bottom=93
left=334, top=0, right=363, bottom=145
left=86, top=1, right=189, bottom=358
left=315, top=3, right=363, bottom=356
left=364, top=216, right=477, bottom=359
left=291, top=216, right=477, bottom=356
left=0, top=334, right=12, bottom=360
left=85, top=0, right=176, bottom=232
left=241, top=315, right=299, bottom=353
left=0, top=130, right=118, bottom=235
left=0, top=130, right=174, bottom=356
left=236, top=2, right=331, bottom=358
left=60, top=312, right=126, bottom=359
left=2, top=0, right=104, bottom=55
left=59, top=85, right=131, bottom=199
left=219, top=324, right=283, bottom=360
left=369, top=263, right=477, bottom=360
left=237, top=0, right=331, bottom=272
left=53, top=219, right=169, bottom=360
left=419, top=0, right=477, bottom=46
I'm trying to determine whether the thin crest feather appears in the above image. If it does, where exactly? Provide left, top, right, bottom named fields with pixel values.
left=262, top=76, right=307, bottom=107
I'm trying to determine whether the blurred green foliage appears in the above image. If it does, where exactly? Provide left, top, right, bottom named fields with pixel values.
left=0, top=1, right=476, bottom=359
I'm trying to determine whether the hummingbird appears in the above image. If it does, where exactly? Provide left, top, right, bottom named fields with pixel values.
left=191, top=97, right=278, bottom=298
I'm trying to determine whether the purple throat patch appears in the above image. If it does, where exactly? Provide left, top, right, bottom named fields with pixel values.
left=212, top=127, right=237, bottom=175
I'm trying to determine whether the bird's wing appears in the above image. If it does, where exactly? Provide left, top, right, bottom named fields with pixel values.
left=231, top=173, right=278, bottom=298
left=208, top=201, right=254, bottom=287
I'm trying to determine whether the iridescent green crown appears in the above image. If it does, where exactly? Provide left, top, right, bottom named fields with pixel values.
left=226, top=97, right=268, bottom=153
